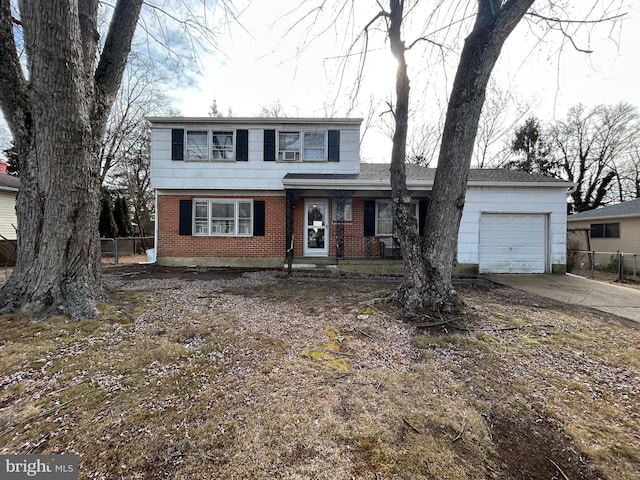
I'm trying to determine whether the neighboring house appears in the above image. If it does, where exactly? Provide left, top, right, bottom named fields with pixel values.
left=149, top=117, right=571, bottom=274
left=0, top=168, right=19, bottom=240
left=567, top=199, right=640, bottom=254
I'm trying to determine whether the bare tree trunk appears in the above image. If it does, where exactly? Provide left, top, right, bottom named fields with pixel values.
left=419, top=0, right=534, bottom=313
left=386, top=0, right=534, bottom=314
left=386, top=1, right=431, bottom=312
left=0, top=0, right=143, bottom=320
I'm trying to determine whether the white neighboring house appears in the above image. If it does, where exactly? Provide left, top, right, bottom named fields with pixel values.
left=0, top=163, right=19, bottom=240
left=149, top=117, right=572, bottom=274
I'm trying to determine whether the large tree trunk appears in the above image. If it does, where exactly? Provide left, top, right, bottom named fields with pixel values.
left=0, top=0, right=143, bottom=320
left=421, top=0, right=535, bottom=313
left=388, top=0, right=534, bottom=315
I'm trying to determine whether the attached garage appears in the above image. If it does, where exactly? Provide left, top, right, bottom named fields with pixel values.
left=479, top=213, right=548, bottom=273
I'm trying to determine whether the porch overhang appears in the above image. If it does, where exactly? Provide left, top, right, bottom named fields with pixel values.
left=281, top=173, right=432, bottom=191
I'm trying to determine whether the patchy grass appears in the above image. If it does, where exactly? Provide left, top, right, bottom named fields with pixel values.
left=0, top=269, right=638, bottom=479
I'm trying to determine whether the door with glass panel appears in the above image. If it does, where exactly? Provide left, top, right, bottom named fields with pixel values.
left=304, top=200, right=329, bottom=257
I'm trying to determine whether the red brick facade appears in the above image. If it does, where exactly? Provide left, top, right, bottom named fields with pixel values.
left=158, top=195, right=287, bottom=259
left=157, top=194, right=390, bottom=262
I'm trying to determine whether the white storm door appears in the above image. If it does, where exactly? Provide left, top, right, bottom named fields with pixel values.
left=304, top=200, right=329, bottom=257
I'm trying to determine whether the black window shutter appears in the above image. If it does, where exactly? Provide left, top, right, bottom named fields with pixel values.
left=236, top=129, right=249, bottom=161
left=328, top=130, right=340, bottom=162
left=264, top=130, right=276, bottom=161
left=253, top=200, right=265, bottom=236
left=172, top=129, right=184, bottom=161
left=418, top=199, right=429, bottom=236
left=363, top=200, right=376, bottom=237
left=179, top=199, right=192, bottom=235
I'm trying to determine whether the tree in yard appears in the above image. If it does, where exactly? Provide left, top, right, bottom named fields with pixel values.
left=377, top=0, right=535, bottom=314
left=209, top=99, right=224, bottom=118
left=113, top=196, right=132, bottom=238
left=473, top=81, right=529, bottom=168
left=99, top=54, right=174, bottom=186
left=112, top=132, right=154, bottom=238
left=99, top=196, right=119, bottom=239
left=259, top=100, right=288, bottom=118
left=0, top=0, right=144, bottom=319
left=0, top=1, right=229, bottom=320
left=550, top=103, right=640, bottom=212
left=504, top=115, right=557, bottom=176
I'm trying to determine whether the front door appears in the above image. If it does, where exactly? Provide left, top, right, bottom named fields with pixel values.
left=304, top=200, right=329, bottom=257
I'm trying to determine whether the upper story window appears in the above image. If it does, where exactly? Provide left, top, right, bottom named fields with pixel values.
left=212, top=131, right=234, bottom=160
left=278, top=130, right=327, bottom=162
left=186, top=131, right=209, bottom=160
left=185, top=130, right=236, bottom=161
left=590, top=222, right=620, bottom=239
left=278, top=132, right=300, bottom=161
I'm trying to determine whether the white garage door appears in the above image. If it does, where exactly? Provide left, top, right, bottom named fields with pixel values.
left=479, top=214, right=547, bottom=273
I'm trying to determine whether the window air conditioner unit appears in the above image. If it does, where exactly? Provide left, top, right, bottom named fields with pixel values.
left=282, top=151, right=297, bottom=161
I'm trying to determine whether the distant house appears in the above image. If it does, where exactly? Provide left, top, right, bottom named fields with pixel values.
left=567, top=199, right=640, bottom=254
left=0, top=163, right=19, bottom=241
left=149, top=117, right=572, bottom=274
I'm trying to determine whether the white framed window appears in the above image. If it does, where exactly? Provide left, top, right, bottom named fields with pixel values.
left=303, top=131, right=326, bottom=161
left=332, top=199, right=353, bottom=222
left=277, top=130, right=328, bottom=162
left=212, top=131, right=234, bottom=160
left=186, top=130, right=236, bottom=161
left=278, top=131, right=300, bottom=161
left=193, top=199, right=253, bottom=236
left=186, top=130, right=209, bottom=160
left=376, top=200, right=417, bottom=236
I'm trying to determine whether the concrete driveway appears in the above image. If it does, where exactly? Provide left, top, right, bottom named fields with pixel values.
left=483, top=273, right=640, bottom=324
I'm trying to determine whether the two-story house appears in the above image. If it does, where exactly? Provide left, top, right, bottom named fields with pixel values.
left=149, top=117, right=571, bottom=274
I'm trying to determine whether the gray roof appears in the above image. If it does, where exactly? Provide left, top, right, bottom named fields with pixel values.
left=568, top=198, right=640, bottom=221
left=0, top=174, right=19, bottom=191
left=283, top=163, right=571, bottom=188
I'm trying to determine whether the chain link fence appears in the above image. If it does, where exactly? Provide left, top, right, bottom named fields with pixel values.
left=567, top=250, right=640, bottom=282
left=100, top=237, right=155, bottom=264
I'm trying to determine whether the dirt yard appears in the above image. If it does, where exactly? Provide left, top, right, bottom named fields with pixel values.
left=0, top=264, right=638, bottom=479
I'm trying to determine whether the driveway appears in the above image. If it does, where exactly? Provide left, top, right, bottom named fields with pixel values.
left=483, top=273, right=640, bottom=324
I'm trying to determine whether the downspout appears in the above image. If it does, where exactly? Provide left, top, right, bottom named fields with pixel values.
left=153, top=189, right=158, bottom=263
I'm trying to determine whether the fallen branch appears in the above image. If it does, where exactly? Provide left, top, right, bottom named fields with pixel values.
left=452, top=422, right=466, bottom=442
left=482, top=323, right=558, bottom=332
left=403, top=417, right=422, bottom=434
left=0, top=392, right=86, bottom=438
left=549, top=459, right=569, bottom=480
left=412, top=317, right=464, bottom=328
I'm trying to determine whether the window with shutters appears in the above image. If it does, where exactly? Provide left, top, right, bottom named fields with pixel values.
left=193, top=199, right=253, bottom=236
left=212, top=131, right=234, bottom=160
left=184, top=130, right=241, bottom=161
left=376, top=200, right=417, bottom=236
left=277, top=130, right=328, bottom=162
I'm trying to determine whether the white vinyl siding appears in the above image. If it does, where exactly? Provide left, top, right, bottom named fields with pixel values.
left=0, top=191, right=17, bottom=240
left=151, top=123, right=361, bottom=190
